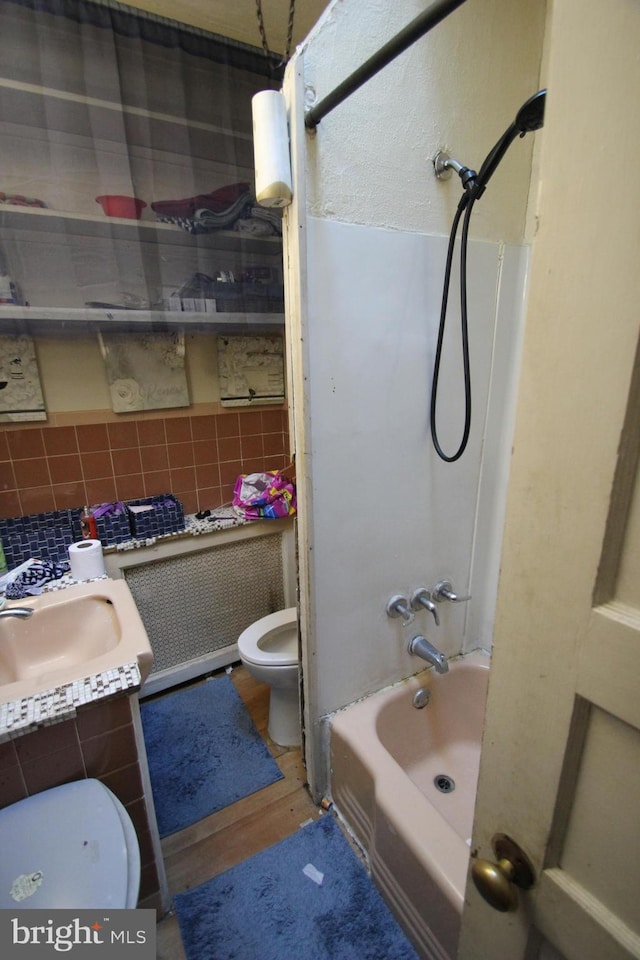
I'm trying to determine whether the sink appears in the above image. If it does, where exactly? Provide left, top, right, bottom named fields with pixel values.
left=0, top=579, right=153, bottom=705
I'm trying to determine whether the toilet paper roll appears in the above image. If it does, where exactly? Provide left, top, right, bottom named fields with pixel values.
left=68, top=539, right=106, bottom=581
left=251, top=90, right=293, bottom=208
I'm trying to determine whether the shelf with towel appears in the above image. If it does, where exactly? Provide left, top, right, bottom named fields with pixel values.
left=0, top=3, right=284, bottom=331
left=0, top=78, right=259, bottom=227
left=0, top=205, right=281, bottom=254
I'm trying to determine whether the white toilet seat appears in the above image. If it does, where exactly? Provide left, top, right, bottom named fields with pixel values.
left=237, top=607, right=298, bottom=667
left=0, top=779, right=140, bottom=909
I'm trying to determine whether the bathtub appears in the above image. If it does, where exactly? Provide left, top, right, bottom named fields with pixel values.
left=330, top=650, right=489, bottom=960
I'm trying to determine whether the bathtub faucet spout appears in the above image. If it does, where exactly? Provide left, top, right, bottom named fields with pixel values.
left=408, top=635, right=449, bottom=674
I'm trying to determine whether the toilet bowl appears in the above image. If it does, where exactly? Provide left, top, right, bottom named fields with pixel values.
left=237, top=607, right=300, bottom=747
left=0, top=779, right=141, bottom=909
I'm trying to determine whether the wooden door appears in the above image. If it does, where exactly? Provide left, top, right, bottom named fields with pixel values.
left=458, top=1, right=640, bottom=958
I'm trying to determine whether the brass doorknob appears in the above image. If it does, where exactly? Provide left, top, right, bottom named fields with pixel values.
left=471, top=833, right=536, bottom=912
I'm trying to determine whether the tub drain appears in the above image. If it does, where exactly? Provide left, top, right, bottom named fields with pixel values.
left=434, top=774, right=455, bottom=793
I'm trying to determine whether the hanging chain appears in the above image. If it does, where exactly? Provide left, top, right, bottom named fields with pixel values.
left=255, top=0, right=296, bottom=69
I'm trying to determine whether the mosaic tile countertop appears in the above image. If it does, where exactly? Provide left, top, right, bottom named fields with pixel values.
left=0, top=663, right=141, bottom=743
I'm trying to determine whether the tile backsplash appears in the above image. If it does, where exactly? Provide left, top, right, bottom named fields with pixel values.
left=0, top=408, right=289, bottom=520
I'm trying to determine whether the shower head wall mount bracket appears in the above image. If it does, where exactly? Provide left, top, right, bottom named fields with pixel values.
left=433, top=151, right=477, bottom=192
left=433, top=91, right=546, bottom=203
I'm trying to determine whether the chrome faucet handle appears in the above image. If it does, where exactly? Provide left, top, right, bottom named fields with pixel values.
left=386, top=595, right=415, bottom=626
left=410, top=588, right=440, bottom=626
left=432, top=580, right=471, bottom=603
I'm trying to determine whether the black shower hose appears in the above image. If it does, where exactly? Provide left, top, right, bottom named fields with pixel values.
left=430, top=192, right=476, bottom=462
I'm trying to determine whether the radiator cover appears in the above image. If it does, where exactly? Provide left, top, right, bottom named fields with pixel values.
left=123, top=533, right=285, bottom=680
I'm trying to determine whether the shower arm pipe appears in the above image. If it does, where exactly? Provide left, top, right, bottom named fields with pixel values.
left=304, top=0, right=469, bottom=130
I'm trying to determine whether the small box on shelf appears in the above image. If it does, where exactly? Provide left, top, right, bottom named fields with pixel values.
left=125, top=494, right=185, bottom=540
left=0, top=509, right=76, bottom=567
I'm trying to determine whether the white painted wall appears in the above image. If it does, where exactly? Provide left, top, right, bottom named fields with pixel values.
left=301, top=0, right=546, bottom=242
left=283, top=0, right=546, bottom=797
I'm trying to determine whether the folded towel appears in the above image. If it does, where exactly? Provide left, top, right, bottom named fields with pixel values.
left=0, top=191, right=47, bottom=208
left=151, top=182, right=251, bottom=219
left=248, top=205, right=283, bottom=231
left=4, top=559, right=69, bottom=599
left=235, top=218, right=277, bottom=237
left=156, top=196, right=253, bottom=235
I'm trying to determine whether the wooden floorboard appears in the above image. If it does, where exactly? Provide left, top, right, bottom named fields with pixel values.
left=154, top=664, right=318, bottom=959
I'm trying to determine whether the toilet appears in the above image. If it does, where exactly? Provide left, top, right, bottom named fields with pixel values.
left=237, top=607, right=300, bottom=747
left=0, top=779, right=140, bottom=909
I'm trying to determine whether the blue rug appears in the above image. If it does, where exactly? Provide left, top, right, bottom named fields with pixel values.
left=140, top=674, right=284, bottom=837
left=174, top=815, right=419, bottom=960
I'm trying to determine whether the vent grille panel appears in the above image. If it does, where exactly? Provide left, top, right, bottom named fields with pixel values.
left=123, top=534, right=285, bottom=675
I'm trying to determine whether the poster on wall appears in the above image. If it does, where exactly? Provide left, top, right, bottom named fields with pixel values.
left=218, top=335, right=285, bottom=406
left=0, top=335, right=46, bottom=422
left=98, top=329, right=189, bottom=413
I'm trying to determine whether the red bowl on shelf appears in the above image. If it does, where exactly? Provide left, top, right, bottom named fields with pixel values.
left=95, top=195, right=147, bottom=219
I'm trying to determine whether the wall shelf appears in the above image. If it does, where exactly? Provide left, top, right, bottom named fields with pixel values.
left=0, top=77, right=254, bottom=145
left=0, top=305, right=284, bottom=335
left=0, top=4, right=284, bottom=335
left=0, top=206, right=281, bottom=254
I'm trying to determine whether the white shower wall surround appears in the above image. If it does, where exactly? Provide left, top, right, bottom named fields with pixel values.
left=299, top=217, right=528, bottom=793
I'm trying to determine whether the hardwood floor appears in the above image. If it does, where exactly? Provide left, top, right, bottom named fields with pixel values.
left=154, top=664, right=320, bottom=960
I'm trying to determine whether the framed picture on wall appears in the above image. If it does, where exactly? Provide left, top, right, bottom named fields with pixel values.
left=218, top=334, right=285, bottom=407
left=0, top=335, right=46, bottom=422
left=98, top=330, right=190, bottom=413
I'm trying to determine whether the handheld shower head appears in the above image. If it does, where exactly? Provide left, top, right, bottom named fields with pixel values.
left=515, top=89, right=546, bottom=134
left=471, top=89, right=546, bottom=199
left=430, top=89, right=547, bottom=463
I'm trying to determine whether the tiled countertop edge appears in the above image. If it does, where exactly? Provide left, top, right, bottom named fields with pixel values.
left=0, top=662, right=141, bottom=743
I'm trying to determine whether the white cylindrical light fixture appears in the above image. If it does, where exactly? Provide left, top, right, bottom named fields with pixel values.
left=252, top=90, right=293, bottom=208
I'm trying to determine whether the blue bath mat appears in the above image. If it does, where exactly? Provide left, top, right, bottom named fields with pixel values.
left=174, top=815, right=419, bottom=960
left=140, top=674, right=284, bottom=836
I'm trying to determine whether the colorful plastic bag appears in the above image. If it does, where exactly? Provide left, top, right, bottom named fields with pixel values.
left=232, top=471, right=296, bottom=520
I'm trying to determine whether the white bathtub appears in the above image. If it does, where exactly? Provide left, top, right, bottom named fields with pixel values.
left=330, top=650, right=489, bottom=960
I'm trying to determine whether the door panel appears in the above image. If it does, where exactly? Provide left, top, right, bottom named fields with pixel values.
left=616, top=468, right=640, bottom=606
left=558, top=706, right=640, bottom=931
